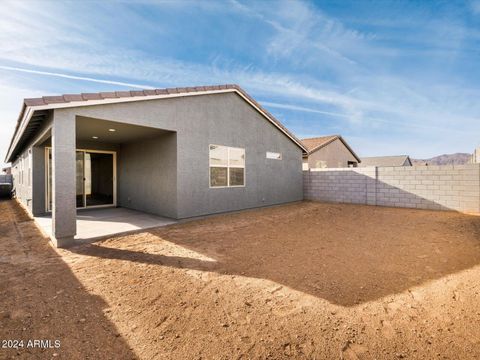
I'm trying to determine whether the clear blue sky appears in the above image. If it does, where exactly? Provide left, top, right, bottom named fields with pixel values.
left=1, top=0, right=480, bottom=167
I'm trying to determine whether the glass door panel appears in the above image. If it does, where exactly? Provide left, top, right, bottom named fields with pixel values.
left=85, top=152, right=114, bottom=207
left=76, top=151, right=85, bottom=208
left=46, top=149, right=115, bottom=211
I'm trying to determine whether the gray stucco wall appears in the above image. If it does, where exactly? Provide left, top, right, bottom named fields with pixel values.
left=53, top=92, right=303, bottom=219
left=118, top=132, right=177, bottom=218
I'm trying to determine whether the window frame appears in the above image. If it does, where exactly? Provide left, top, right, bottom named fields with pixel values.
left=266, top=151, right=282, bottom=160
left=209, top=144, right=246, bottom=188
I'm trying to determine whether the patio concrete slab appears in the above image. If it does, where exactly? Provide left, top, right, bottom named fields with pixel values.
left=34, top=207, right=177, bottom=243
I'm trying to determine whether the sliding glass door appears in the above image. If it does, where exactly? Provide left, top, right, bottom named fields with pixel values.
left=46, top=148, right=115, bottom=211
left=84, top=152, right=114, bottom=207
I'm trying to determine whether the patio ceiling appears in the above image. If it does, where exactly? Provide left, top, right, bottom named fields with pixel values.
left=76, top=116, right=172, bottom=144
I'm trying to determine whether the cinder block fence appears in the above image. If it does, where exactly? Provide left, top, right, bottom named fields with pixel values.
left=303, top=164, right=480, bottom=213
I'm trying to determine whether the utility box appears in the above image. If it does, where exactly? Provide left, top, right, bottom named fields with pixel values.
left=0, top=174, right=13, bottom=198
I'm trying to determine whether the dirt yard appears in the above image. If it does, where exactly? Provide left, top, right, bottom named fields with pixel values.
left=1, top=199, right=480, bottom=359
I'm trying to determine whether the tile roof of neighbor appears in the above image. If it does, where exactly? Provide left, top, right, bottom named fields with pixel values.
left=301, top=135, right=361, bottom=162
left=301, top=135, right=339, bottom=153
left=359, top=155, right=412, bottom=167
left=7, top=84, right=307, bottom=162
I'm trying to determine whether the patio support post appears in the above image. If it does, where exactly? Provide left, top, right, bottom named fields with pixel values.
left=51, top=111, right=76, bottom=247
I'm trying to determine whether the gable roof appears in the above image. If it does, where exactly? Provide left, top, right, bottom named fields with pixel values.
left=5, top=84, right=307, bottom=162
left=359, top=155, right=412, bottom=167
left=301, top=135, right=361, bottom=162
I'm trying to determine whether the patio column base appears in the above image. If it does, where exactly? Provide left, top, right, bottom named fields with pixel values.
left=51, top=235, right=75, bottom=248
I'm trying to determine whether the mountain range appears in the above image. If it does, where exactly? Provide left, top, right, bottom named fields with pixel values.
left=411, top=153, right=472, bottom=166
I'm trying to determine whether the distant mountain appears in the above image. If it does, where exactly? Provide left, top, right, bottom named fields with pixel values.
left=412, top=153, right=472, bottom=166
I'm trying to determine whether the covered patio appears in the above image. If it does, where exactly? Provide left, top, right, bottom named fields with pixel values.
left=26, top=110, right=178, bottom=247
left=35, top=207, right=176, bottom=243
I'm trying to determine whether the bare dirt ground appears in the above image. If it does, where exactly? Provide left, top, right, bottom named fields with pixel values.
left=1, top=199, right=480, bottom=359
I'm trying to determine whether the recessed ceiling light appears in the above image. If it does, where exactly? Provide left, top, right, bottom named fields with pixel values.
left=108, top=128, right=116, bottom=132
left=92, top=136, right=98, bottom=139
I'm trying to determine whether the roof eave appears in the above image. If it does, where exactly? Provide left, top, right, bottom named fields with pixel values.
left=5, top=86, right=307, bottom=162
left=5, top=103, right=28, bottom=163
left=337, top=136, right=361, bottom=163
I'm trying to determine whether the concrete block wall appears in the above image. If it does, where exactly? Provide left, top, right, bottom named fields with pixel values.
left=304, top=164, right=480, bottom=213
left=303, top=167, right=377, bottom=205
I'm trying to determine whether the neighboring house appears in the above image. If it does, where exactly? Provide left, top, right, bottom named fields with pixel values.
left=472, top=147, right=480, bottom=163
left=2, top=167, right=11, bottom=175
left=5, top=84, right=307, bottom=247
left=359, top=155, right=412, bottom=167
left=302, top=135, right=361, bottom=169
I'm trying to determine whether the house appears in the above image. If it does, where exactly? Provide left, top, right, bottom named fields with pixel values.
left=2, top=166, right=11, bottom=175
left=5, top=84, right=307, bottom=247
left=359, top=155, right=412, bottom=167
left=301, top=135, right=360, bottom=169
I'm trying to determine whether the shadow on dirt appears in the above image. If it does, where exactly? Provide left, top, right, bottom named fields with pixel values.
left=0, top=200, right=136, bottom=359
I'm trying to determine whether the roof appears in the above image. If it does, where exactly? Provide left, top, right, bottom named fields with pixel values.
left=301, top=135, right=361, bottom=162
left=359, top=155, right=412, bottom=167
left=5, top=84, right=307, bottom=162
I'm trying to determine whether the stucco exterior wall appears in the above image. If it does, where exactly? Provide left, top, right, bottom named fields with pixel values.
left=52, top=92, right=303, bottom=219
left=304, top=138, right=358, bottom=169
left=304, top=164, right=480, bottom=213
left=117, top=132, right=177, bottom=218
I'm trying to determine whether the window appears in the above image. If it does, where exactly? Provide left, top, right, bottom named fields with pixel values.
left=266, top=151, right=282, bottom=160
left=209, top=145, right=245, bottom=187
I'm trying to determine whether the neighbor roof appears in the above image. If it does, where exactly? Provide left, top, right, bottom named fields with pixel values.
left=301, top=135, right=361, bottom=162
left=359, top=155, right=412, bottom=167
left=5, top=84, right=307, bottom=163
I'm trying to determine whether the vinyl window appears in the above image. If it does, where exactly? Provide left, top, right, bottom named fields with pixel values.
left=209, top=145, right=245, bottom=187
left=266, top=151, right=282, bottom=160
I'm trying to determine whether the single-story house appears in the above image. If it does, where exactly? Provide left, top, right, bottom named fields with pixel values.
left=5, top=84, right=307, bottom=247
left=359, top=155, right=412, bottom=167
left=301, top=135, right=360, bottom=169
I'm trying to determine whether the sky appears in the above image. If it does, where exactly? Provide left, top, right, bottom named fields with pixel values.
left=1, top=0, right=480, bottom=167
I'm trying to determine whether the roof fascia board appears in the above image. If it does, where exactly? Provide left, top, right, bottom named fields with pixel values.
left=338, top=136, right=361, bottom=163
left=5, top=106, right=34, bottom=162
left=233, top=91, right=306, bottom=152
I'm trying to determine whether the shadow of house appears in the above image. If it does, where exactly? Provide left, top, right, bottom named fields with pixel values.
left=0, top=200, right=137, bottom=359
left=69, top=201, right=480, bottom=307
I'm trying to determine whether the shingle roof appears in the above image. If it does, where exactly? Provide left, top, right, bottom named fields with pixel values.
left=359, top=155, right=412, bottom=167
left=301, top=135, right=361, bottom=162
left=6, top=84, right=307, bottom=162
